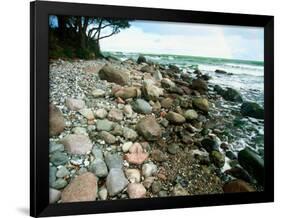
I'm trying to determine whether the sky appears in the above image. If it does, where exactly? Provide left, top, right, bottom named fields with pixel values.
left=100, top=20, right=264, bottom=61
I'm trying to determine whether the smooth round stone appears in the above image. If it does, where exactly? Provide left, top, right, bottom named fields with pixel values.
left=89, top=159, right=108, bottom=177
left=122, top=142, right=133, bottom=152
left=56, top=166, right=70, bottom=178
left=95, top=108, right=108, bottom=119
left=92, top=89, right=105, bottom=98
left=49, top=188, right=61, bottom=203
left=142, top=162, right=157, bottom=178
left=98, top=187, right=108, bottom=200
left=51, top=178, right=68, bottom=189
left=61, top=134, right=92, bottom=155
left=184, top=109, right=198, bottom=120
left=49, top=142, right=64, bottom=153
left=167, top=144, right=179, bottom=155
left=50, top=152, right=69, bottom=166
left=99, top=131, right=116, bottom=144
left=132, top=99, right=152, bottom=114
left=92, top=147, right=103, bottom=160
left=125, top=169, right=141, bottom=183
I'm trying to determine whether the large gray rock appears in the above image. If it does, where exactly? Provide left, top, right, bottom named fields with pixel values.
left=49, top=103, right=65, bottom=136
left=222, top=88, right=243, bottom=102
left=136, top=116, right=162, bottom=141
left=240, top=102, right=264, bottom=119
left=106, top=168, right=128, bottom=196
left=238, top=147, right=264, bottom=184
left=104, top=153, right=123, bottom=170
left=61, top=134, right=92, bottom=155
left=98, top=64, right=130, bottom=85
left=132, top=99, right=152, bottom=114
left=89, top=159, right=108, bottom=177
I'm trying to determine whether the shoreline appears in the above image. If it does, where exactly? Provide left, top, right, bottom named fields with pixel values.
left=49, top=55, right=264, bottom=203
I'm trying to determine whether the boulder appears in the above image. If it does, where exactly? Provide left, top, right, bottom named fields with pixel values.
left=61, top=172, right=98, bottom=202
left=240, top=102, right=264, bottom=119
left=132, top=99, right=152, bottom=114
left=143, top=79, right=163, bottom=100
left=192, top=78, right=208, bottom=92
left=65, top=98, right=85, bottom=111
left=49, top=103, right=65, bottom=136
left=215, top=69, right=228, bottom=74
left=136, top=116, right=162, bottom=141
left=61, top=134, right=92, bottom=155
left=106, top=168, right=128, bottom=196
left=98, top=64, right=130, bottom=85
left=238, top=147, right=264, bottom=184
left=165, top=111, right=186, bottom=124
left=222, top=88, right=243, bottom=102
left=137, top=55, right=146, bottom=64
left=223, top=179, right=255, bottom=193
left=192, top=98, right=210, bottom=113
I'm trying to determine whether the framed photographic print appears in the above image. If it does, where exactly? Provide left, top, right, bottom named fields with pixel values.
left=30, top=0, right=274, bottom=217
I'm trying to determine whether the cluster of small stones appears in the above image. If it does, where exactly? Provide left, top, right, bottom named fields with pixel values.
left=49, top=56, right=262, bottom=203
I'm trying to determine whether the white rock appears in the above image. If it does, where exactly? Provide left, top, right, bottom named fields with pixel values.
left=125, top=169, right=141, bottom=183
left=92, top=89, right=106, bottom=98
left=142, top=162, right=158, bottom=178
left=94, top=108, right=108, bottom=119
left=79, top=108, right=94, bottom=120
left=49, top=188, right=61, bottom=203
left=122, top=142, right=133, bottom=152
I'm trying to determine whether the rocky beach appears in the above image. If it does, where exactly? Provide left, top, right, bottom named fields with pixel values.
left=49, top=54, right=265, bottom=203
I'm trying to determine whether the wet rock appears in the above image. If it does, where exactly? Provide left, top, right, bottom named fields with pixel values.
left=167, top=143, right=179, bottom=154
left=89, top=159, right=108, bottom=177
left=108, top=108, right=123, bottom=122
left=210, top=151, right=225, bottom=168
left=79, top=108, right=94, bottom=120
left=50, top=152, right=69, bottom=166
left=222, top=87, right=243, bottom=102
left=98, top=64, right=130, bottom=85
left=61, top=172, right=98, bottom=202
left=104, top=153, right=123, bottom=170
left=215, top=69, right=228, bottom=74
left=141, top=65, right=155, bottom=74
left=137, top=55, right=146, bottom=64
left=238, top=147, right=264, bottom=184
left=223, top=179, right=255, bottom=193
left=49, top=188, right=61, bottom=203
left=94, top=108, right=108, bottom=119
left=125, top=143, right=149, bottom=165
left=151, top=149, right=168, bottom=162
left=143, top=79, right=163, bottom=100
left=114, top=87, right=141, bottom=99
left=99, top=131, right=116, bottom=144
left=225, top=167, right=253, bottom=183
left=92, top=89, right=105, bottom=98
left=165, top=111, right=186, bottom=124
left=201, top=138, right=220, bottom=152
left=184, top=109, right=198, bottom=120
left=49, top=103, right=65, bottom=136
left=172, top=184, right=189, bottom=196
left=168, top=64, right=180, bottom=73
left=192, top=78, right=208, bottom=92
left=142, top=162, right=157, bottom=178
left=125, top=169, right=141, bottom=183
left=127, top=183, right=146, bottom=199
left=192, top=97, right=209, bottom=113
left=136, top=116, right=162, bottom=141
left=132, top=99, right=152, bottom=114
left=214, top=84, right=224, bottom=95
left=106, top=168, right=128, bottom=196
left=226, top=150, right=237, bottom=160
left=61, top=134, right=92, bottom=155
left=96, top=119, right=113, bottom=131
left=65, top=98, right=85, bottom=111
left=240, top=102, right=264, bottom=119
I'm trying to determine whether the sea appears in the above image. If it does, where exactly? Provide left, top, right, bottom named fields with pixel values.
left=105, top=51, right=264, bottom=157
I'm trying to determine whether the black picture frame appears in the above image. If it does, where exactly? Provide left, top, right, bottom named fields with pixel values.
left=30, top=1, right=274, bottom=217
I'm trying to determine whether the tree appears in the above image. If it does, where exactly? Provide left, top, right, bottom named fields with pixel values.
left=49, top=16, right=131, bottom=58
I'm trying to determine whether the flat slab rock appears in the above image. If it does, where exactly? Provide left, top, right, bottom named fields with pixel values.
left=61, top=172, right=98, bottom=203
left=61, top=134, right=92, bottom=155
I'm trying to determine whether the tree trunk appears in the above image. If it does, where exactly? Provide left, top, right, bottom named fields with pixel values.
left=93, top=40, right=103, bottom=58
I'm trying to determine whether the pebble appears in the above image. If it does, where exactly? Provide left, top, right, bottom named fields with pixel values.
left=79, top=108, right=94, bottom=120
left=127, top=183, right=146, bottom=199
left=50, top=152, right=69, bottom=166
left=89, top=159, right=108, bottom=177
left=52, top=178, right=68, bottom=189
left=142, top=162, right=157, bottom=178
left=104, top=153, right=123, bottom=170
left=122, top=142, right=133, bottom=152
left=94, top=108, right=108, bottom=119
left=125, top=169, right=141, bottom=183
left=96, top=119, right=113, bottom=131
left=92, top=89, right=105, bottom=98
left=49, top=188, right=61, bottom=203
left=152, top=181, right=162, bottom=194
left=49, top=142, right=65, bottom=153
left=92, top=147, right=103, bottom=160
left=167, top=143, right=179, bottom=155
left=98, top=187, right=108, bottom=200
left=56, top=166, right=70, bottom=178
left=106, top=168, right=129, bottom=196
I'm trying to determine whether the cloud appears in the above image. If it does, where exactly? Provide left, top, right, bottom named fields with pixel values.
left=100, top=22, right=263, bottom=61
